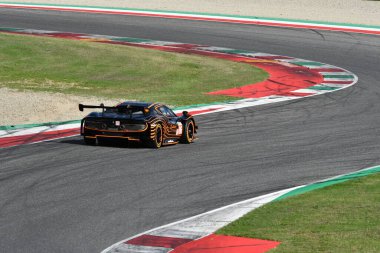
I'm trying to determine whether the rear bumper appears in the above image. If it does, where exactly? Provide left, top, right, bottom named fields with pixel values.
left=82, top=128, right=150, bottom=142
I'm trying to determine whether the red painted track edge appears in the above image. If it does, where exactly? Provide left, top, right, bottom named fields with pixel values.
left=0, top=128, right=80, bottom=148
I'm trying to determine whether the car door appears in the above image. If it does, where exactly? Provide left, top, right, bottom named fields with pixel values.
left=158, top=106, right=181, bottom=136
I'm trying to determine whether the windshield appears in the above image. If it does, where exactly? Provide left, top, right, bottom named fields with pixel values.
left=104, top=106, right=146, bottom=116
left=158, top=106, right=177, bottom=117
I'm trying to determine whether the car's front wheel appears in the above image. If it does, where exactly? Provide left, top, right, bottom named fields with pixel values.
left=180, top=120, right=195, bottom=144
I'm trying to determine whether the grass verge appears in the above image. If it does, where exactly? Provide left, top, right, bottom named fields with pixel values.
left=217, top=173, right=380, bottom=252
left=0, top=33, right=267, bottom=106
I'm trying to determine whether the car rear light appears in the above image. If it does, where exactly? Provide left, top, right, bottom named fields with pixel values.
left=121, top=124, right=146, bottom=131
left=85, top=120, right=106, bottom=129
left=85, top=120, right=146, bottom=131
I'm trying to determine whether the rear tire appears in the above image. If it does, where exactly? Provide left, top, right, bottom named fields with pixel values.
left=147, top=124, right=163, bottom=148
left=180, top=120, right=195, bottom=144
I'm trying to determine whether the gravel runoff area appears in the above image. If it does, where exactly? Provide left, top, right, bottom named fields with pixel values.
left=0, top=88, right=121, bottom=125
left=6, top=0, right=380, bottom=26
left=1, top=0, right=379, bottom=126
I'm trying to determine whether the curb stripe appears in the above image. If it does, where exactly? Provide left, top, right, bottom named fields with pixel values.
left=323, top=77, right=355, bottom=82
left=0, top=128, right=79, bottom=148
left=320, top=83, right=351, bottom=88
left=320, top=80, right=354, bottom=84
left=0, top=123, right=80, bottom=137
left=322, top=74, right=355, bottom=79
left=307, top=85, right=338, bottom=91
left=0, top=3, right=380, bottom=35
left=274, top=165, right=380, bottom=201
left=147, top=229, right=206, bottom=240
left=312, top=68, right=347, bottom=73
left=319, top=72, right=352, bottom=75
left=127, top=235, right=192, bottom=249
left=0, top=119, right=80, bottom=131
left=113, top=244, right=170, bottom=253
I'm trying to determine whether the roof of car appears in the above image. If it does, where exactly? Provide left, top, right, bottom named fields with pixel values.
left=117, top=101, right=157, bottom=108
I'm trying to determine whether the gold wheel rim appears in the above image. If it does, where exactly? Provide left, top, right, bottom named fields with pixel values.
left=155, top=125, right=163, bottom=147
left=187, top=121, right=194, bottom=142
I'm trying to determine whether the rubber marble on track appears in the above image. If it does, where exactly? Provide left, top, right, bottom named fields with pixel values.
left=0, top=8, right=380, bottom=253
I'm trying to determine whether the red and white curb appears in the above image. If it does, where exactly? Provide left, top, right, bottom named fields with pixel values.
left=101, top=188, right=295, bottom=253
left=0, top=28, right=357, bottom=148
left=0, top=2, right=380, bottom=35
left=0, top=123, right=80, bottom=148
left=101, top=165, right=380, bottom=253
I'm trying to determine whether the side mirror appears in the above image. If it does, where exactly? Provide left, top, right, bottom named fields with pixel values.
left=79, top=104, right=84, bottom=111
left=182, top=111, right=189, bottom=117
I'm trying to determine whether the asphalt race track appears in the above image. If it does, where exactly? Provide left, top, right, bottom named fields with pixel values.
left=1, top=8, right=380, bottom=253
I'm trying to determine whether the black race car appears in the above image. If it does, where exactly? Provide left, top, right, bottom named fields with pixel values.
left=79, top=101, right=197, bottom=148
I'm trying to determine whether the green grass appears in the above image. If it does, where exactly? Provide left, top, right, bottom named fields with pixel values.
left=0, top=33, right=267, bottom=106
left=217, top=173, right=380, bottom=252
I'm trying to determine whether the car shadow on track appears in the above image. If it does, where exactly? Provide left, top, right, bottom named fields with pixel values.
left=59, top=138, right=148, bottom=149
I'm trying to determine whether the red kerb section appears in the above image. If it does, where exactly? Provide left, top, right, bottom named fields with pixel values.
left=126, top=234, right=192, bottom=249
left=311, top=68, right=346, bottom=72
left=209, top=62, right=323, bottom=98
left=183, top=107, right=223, bottom=115
left=171, top=234, right=280, bottom=253
left=0, top=128, right=79, bottom=148
left=321, top=80, right=353, bottom=84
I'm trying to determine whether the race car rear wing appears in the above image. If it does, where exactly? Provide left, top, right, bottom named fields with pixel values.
left=79, top=103, right=115, bottom=112
left=79, top=103, right=151, bottom=115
